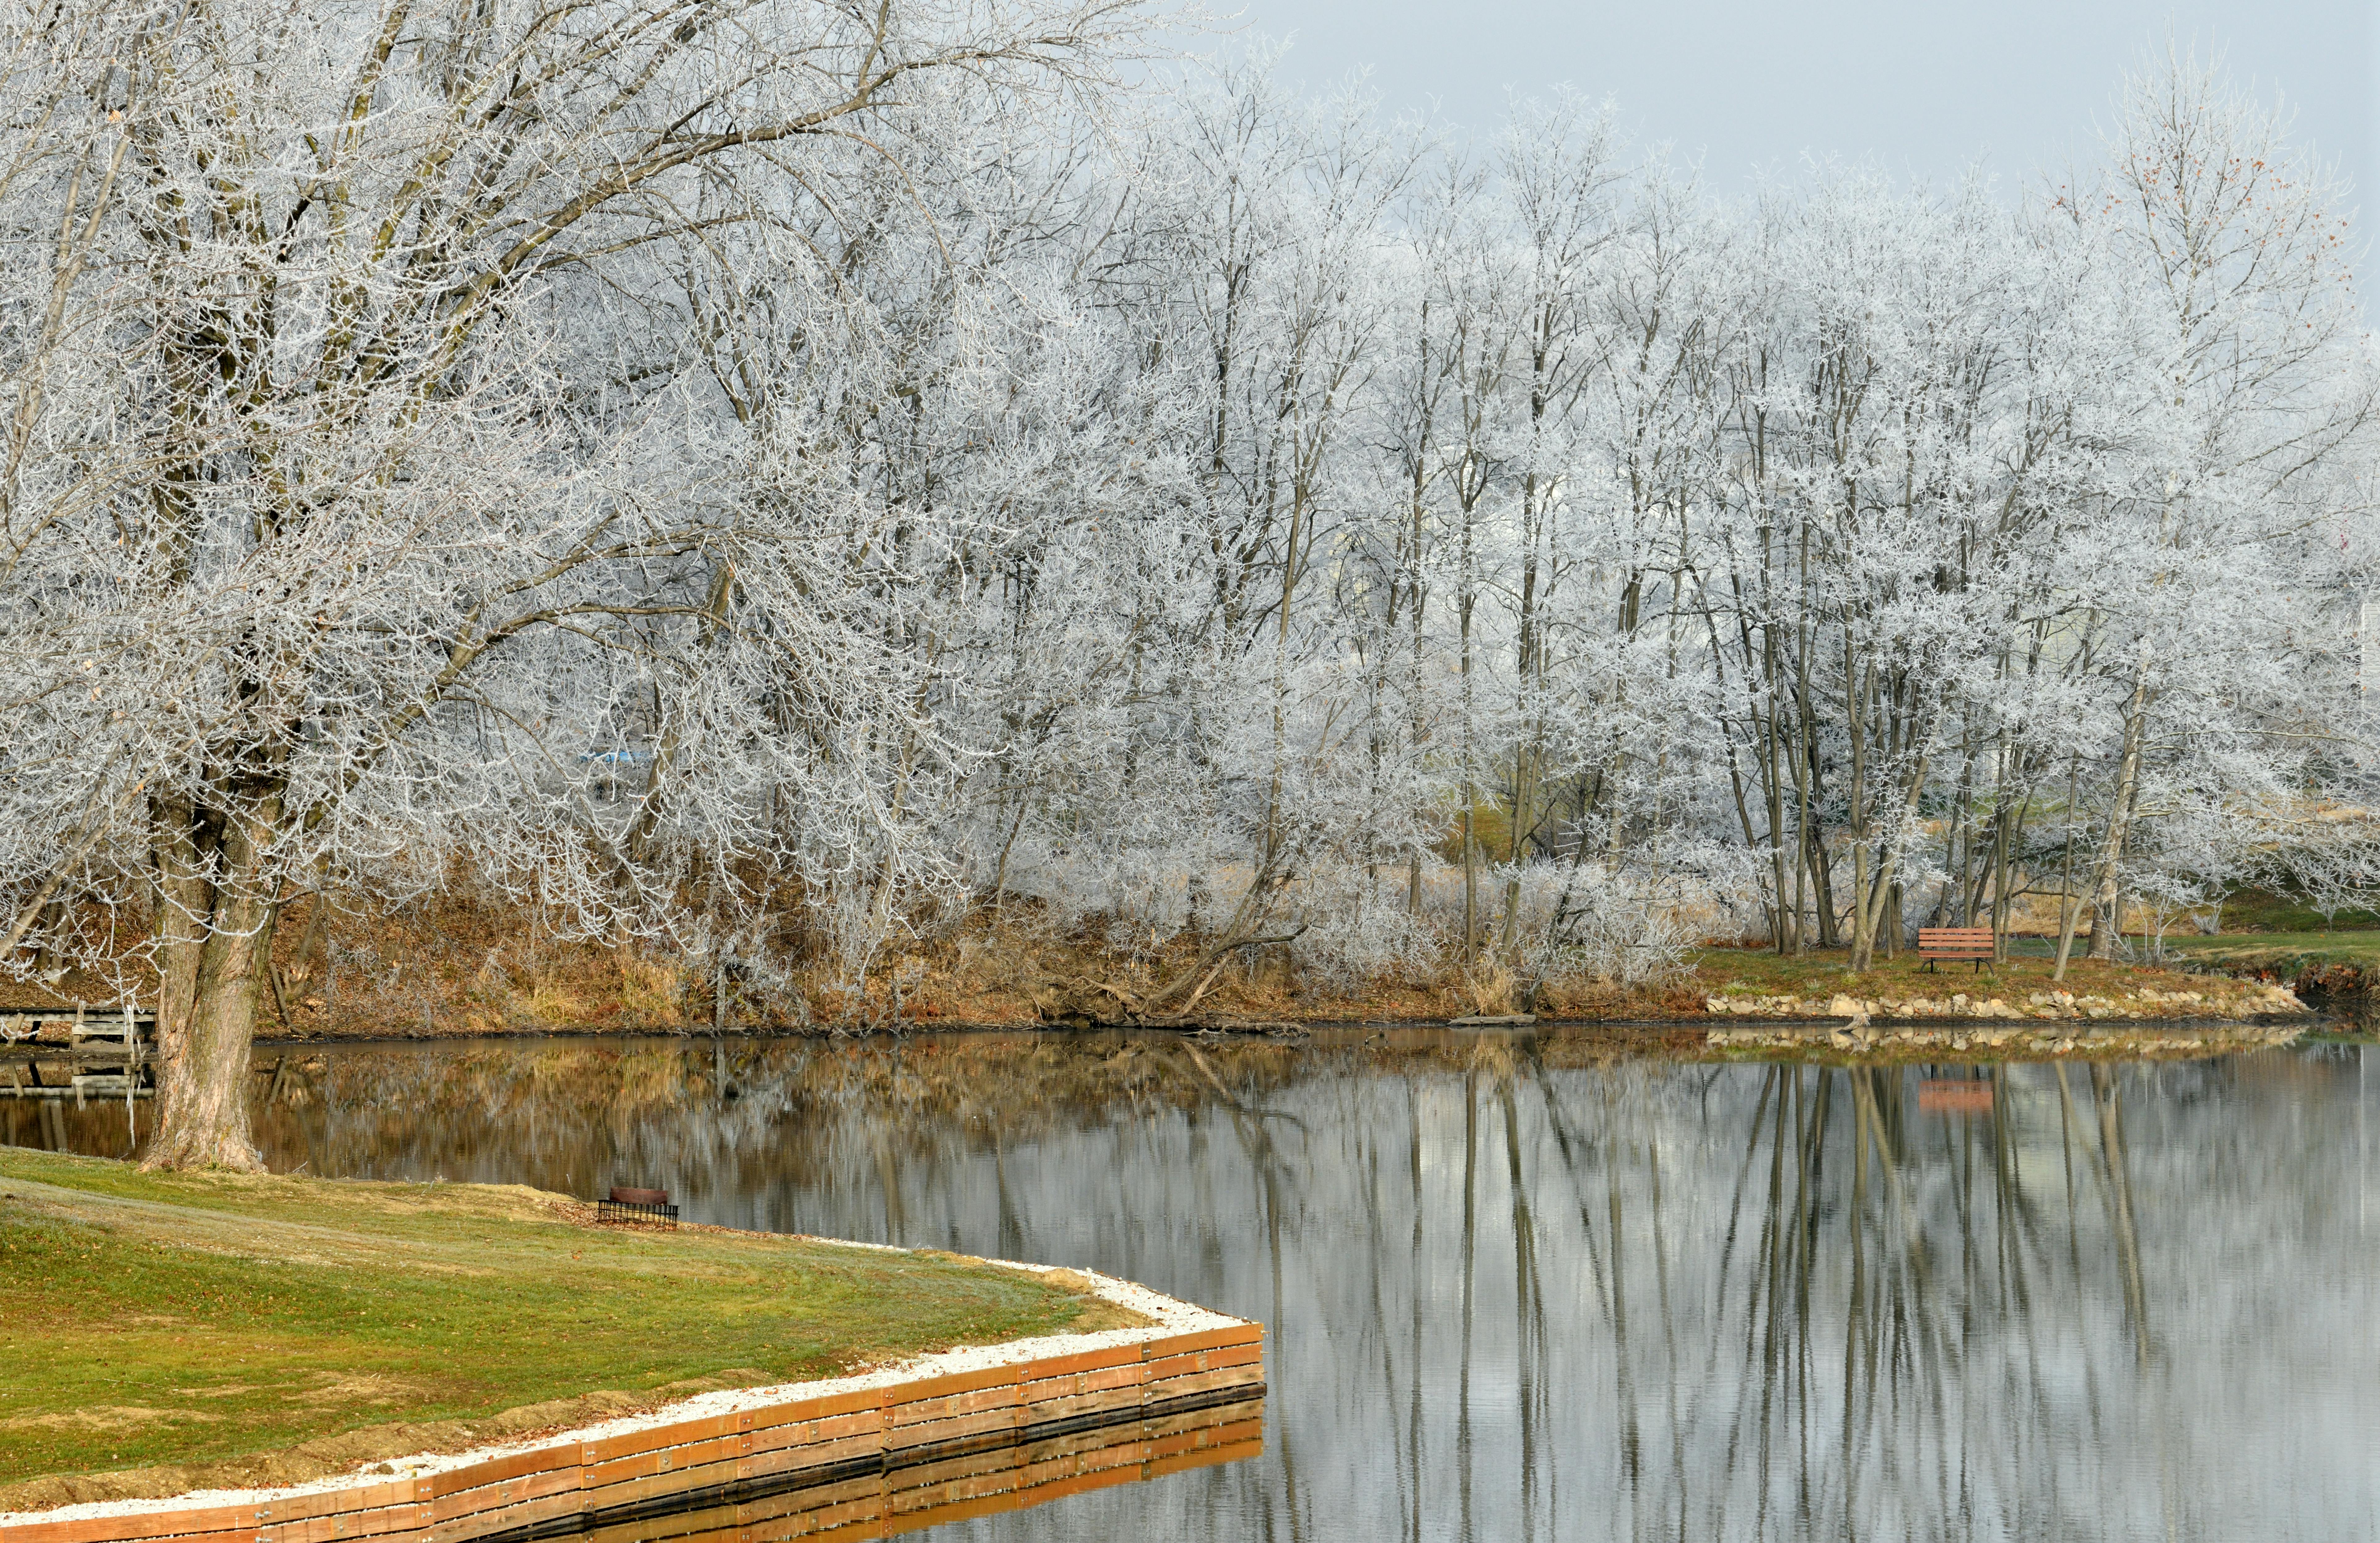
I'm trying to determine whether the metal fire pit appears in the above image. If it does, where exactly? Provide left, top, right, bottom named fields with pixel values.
left=596, top=1184, right=679, bottom=1228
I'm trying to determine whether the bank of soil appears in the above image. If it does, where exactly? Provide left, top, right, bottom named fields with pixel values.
left=0, top=1151, right=1138, bottom=1507
left=0, top=889, right=2325, bottom=1040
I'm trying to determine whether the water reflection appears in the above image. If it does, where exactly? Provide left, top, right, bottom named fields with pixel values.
left=16, top=1029, right=2380, bottom=1541
left=491, top=1393, right=1261, bottom=1543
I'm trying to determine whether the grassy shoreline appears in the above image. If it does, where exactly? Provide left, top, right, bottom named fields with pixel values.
left=2164, top=930, right=2380, bottom=991
left=0, top=1152, right=1134, bottom=1509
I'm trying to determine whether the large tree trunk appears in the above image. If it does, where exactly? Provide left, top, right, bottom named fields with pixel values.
left=149, top=792, right=209, bottom=1083
left=143, top=797, right=275, bottom=1172
left=2083, top=661, right=2153, bottom=961
left=148, top=899, right=270, bottom=1170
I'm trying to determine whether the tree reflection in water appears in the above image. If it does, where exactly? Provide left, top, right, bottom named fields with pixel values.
left=26, top=1029, right=2378, bottom=1541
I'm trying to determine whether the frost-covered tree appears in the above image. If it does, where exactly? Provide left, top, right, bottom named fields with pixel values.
left=0, top=0, right=1158, bottom=1166
left=4, top=30, right=2375, bottom=1168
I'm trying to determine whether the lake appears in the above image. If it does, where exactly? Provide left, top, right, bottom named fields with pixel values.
left=16, top=1027, right=2380, bottom=1541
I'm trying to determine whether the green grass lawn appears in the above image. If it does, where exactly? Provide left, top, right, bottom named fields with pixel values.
left=2207, top=888, right=2380, bottom=934
left=2163, top=930, right=2380, bottom=968
left=0, top=1150, right=1130, bottom=1498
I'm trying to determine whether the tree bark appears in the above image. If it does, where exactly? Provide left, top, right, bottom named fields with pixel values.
left=2083, top=660, right=2153, bottom=960
left=143, top=795, right=275, bottom=1172
left=148, top=894, right=271, bottom=1171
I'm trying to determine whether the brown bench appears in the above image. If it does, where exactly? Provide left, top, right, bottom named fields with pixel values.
left=1917, top=927, right=1995, bottom=973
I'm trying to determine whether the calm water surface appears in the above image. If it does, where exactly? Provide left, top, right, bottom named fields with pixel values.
left=18, top=1028, right=2380, bottom=1541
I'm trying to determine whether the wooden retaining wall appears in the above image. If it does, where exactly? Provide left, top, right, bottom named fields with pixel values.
left=4, top=1325, right=1264, bottom=1543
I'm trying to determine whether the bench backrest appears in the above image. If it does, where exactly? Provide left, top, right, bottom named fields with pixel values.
left=1917, top=928, right=1995, bottom=955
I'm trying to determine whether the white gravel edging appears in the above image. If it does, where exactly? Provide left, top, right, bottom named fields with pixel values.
left=1, top=1241, right=1253, bottom=1531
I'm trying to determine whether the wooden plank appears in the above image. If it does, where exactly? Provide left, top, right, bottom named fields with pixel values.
left=427, top=1460, right=587, bottom=1524
left=747, top=1387, right=884, bottom=1432
left=1916, top=927, right=1995, bottom=965
left=0, top=1502, right=267, bottom=1543
left=579, top=1452, right=751, bottom=1514
left=1141, top=1324, right=1262, bottom=1358
left=883, top=1365, right=1018, bottom=1407
left=419, top=1443, right=578, bottom=1502
left=580, top=1431, right=749, bottom=1491
left=1141, top=1365, right=1265, bottom=1401
left=1141, top=1341, right=1264, bottom=1383
left=308, top=1500, right=426, bottom=1540
left=1007, top=1384, right=1145, bottom=1423
left=1022, top=1359, right=1145, bottom=1401
left=881, top=1404, right=1024, bottom=1452
left=1018, top=1344, right=1142, bottom=1379
left=736, top=1431, right=884, bottom=1483
left=885, top=1381, right=1020, bottom=1429
left=52, top=1531, right=257, bottom=1543
left=583, top=1409, right=742, bottom=1467
left=423, top=1484, right=589, bottom=1543
left=254, top=1483, right=394, bottom=1528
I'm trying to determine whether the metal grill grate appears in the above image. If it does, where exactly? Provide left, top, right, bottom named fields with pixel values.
left=596, top=1185, right=677, bottom=1227
left=595, top=1198, right=679, bottom=1227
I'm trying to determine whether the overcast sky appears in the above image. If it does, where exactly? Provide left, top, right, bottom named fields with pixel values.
left=1227, top=0, right=2377, bottom=209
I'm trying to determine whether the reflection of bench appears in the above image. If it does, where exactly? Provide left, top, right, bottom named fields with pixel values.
left=596, top=1185, right=678, bottom=1228
left=1919, top=1078, right=1994, bottom=1113
left=1917, top=927, right=1995, bottom=973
